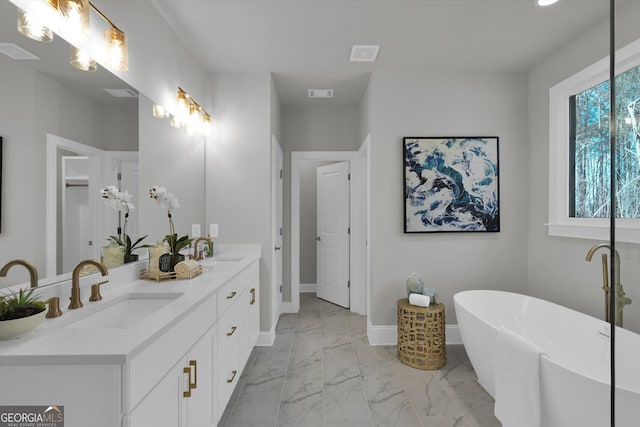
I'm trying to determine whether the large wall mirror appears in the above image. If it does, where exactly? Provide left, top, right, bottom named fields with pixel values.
left=0, top=0, right=205, bottom=288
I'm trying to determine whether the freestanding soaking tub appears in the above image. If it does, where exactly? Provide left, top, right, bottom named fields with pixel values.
left=454, top=290, right=640, bottom=427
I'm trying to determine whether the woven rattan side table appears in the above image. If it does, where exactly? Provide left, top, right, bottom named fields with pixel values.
left=397, top=298, right=446, bottom=370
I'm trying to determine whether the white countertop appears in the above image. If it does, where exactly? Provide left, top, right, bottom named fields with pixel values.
left=0, top=244, right=261, bottom=365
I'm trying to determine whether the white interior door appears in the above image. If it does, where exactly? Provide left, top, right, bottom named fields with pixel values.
left=316, top=162, right=350, bottom=308
left=271, top=137, right=283, bottom=324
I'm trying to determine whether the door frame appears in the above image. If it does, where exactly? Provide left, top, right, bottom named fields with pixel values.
left=271, top=136, right=283, bottom=330
left=290, top=150, right=367, bottom=314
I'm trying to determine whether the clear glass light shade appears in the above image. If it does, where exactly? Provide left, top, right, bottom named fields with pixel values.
left=57, top=0, right=90, bottom=42
left=17, top=9, right=54, bottom=42
left=70, top=46, right=97, bottom=71
left=153, top=104, right=170, bottom=118
left=170, top=115, right=183, bottom=128
left=202, top=114, right=212, bottom=136
left=105, top=27, right=128, bottom=71
left=175, top=91, right=190, bottom=124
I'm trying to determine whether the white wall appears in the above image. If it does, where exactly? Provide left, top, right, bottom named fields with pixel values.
left=368, top=71, right=530, bottom=325
left=281, top=106, right=360, bottom=301
left=205, top=72, right=274, bottom=332
left=527, top=0, right=640, bottom=333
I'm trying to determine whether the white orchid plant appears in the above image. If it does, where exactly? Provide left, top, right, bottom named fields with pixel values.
left=101, top=185, right=149, bottom=257
left=149, top=186, right=192, bottom=255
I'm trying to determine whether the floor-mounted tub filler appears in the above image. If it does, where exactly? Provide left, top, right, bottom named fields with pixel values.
left=454, top=290, right=640, bottom=427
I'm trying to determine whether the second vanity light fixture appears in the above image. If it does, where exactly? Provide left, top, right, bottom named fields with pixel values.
left=153, top=88, right=212, bottom=137
left=16, top=0, right=128, bottom=72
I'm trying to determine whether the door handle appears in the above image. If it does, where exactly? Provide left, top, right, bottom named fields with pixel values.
left=274, top=246, right=281, bottom=251
left=316, top=236, right=321, bottom=241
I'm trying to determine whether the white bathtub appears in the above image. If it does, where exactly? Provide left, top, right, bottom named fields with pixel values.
left=454, top=290, right=640, bottom=427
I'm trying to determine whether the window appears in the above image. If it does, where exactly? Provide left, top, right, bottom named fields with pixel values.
left=570, top=66, right=640, bottom=219
left=549, top=38, right=640, bottom=243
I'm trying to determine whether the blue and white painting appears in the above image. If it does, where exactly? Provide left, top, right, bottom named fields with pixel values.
left=403, top=137, right=500, bottom=233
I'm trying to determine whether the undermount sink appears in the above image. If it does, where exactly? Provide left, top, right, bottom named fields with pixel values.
left=210, top=255, right=243, bottom=262
left=204, top=255, right=243, bottom=268
left=65, top=293, right=183, bottom=329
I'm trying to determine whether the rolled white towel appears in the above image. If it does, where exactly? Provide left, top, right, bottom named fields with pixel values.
left=409, top=293, right=430, bottom=307
left=174, top=259, right=199, bottom=276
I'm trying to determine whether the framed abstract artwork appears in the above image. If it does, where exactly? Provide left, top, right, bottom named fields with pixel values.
left=403, top=136, right=500, bottom=233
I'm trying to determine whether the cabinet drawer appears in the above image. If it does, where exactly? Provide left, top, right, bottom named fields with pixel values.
left=217, top=304, right=244, bottom=414
left=217, top=261, right=258, bottom=316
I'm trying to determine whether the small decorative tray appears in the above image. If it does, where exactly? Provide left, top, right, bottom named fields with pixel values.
left=139, top=265, right=203, bottom=282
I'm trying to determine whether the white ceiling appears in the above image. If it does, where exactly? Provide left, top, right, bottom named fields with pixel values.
left=150, top=0, right=612, bottom=107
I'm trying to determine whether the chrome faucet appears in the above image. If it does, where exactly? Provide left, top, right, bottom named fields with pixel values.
left=69, top=259, right=108, bottom=309
left=0, top=259, right=38, bottom=288
left=192, top=237, right=211, bottom=261
left=586, top=243, right=632, bottom=327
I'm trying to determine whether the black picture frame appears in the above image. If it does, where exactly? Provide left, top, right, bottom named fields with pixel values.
left=403, top=136, right=500, bottom=233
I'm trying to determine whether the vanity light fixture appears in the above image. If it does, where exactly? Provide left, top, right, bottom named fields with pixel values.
left=159, top=87, right=212, bottom=137
left=70, top=46, right=96, bottom=71
left=16, top=0, right=128, bottom=72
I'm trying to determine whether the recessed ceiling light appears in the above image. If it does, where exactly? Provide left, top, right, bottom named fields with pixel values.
left=0, top=43, right=39, bottom=60
left=308, top=89, right=334, bottom=98
left=104, top=88, right=138, bottom=98
left=350, top=45, right=380, bottom=62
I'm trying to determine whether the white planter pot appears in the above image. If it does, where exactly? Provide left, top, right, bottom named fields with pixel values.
left=0, top=310, right=46, bottom=340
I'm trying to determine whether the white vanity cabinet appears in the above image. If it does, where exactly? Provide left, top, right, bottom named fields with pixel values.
left=127, top=326, right=215, bottom=427
left=0, top=249, right=261, bottom=427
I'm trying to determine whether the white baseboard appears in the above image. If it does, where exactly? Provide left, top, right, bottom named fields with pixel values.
left=366, top=321, right=463, bottom=346
left=281, top=301, right=296, bottom=313
left=300, top=283, right=316, bottom=293
left=255, top=327, right=276, bottom=346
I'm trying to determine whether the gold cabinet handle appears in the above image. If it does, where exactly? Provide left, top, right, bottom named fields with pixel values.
left=183, top=366, right=192, bottom=397
left=226, top=291, right=237, bottom=299
left=227, top=370, right=238, bottom=383
left=227, top=326, right=237, bottom=336
left=189, top=360, right=197, bottom=390
left=250, top=288, right=256, bottom=305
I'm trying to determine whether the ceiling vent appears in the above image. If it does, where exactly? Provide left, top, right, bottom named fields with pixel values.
left=350, top=45, right=380, bottom=62
left=104, top=88, right=138, bottom=98
left=0, top=43, right=39, bottom=60
left=308, top=89, right=334, bottom=98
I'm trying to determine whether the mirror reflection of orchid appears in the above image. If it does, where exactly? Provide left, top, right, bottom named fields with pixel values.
left=149, top=186, right=192, bottom=255
left=101, top=185, right=148, bottom=260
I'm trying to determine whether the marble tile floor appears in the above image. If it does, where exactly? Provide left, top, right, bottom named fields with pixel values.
left=218, top=293, right=501, bottom=427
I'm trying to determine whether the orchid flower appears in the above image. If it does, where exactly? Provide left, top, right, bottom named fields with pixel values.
left=150, top=186, right=190, bottom=255
left=102, top=186, right=146, bottom=256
